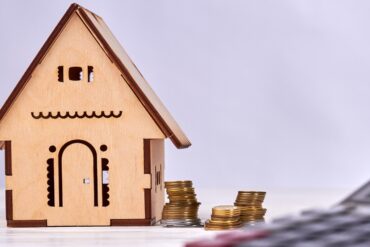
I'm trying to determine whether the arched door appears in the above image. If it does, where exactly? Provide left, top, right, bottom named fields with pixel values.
left=62, top=142, right=95, bottom=205
left=55, top=140, right=98, bottom=225
left=58, top=140, right=98, bottom=208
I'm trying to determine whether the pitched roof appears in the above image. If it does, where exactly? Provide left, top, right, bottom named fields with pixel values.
left=0, top=3, right=191, bottom=149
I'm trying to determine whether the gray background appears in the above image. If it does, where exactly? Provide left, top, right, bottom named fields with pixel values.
left=1, top=0, right=370, bottom=190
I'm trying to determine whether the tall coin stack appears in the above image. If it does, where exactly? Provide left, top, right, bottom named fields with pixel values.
left=204, top=206, right=243, bottom=230
left=161, top=180, right=202, bottom=227
left=234, top=191, right=267, bottom=224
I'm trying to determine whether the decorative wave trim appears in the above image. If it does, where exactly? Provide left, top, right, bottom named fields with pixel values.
left=47, top=158, right=55, bottom=207
left=31, top=110, right=123, bottom=119
left=102, top=185, right=110, bottom=207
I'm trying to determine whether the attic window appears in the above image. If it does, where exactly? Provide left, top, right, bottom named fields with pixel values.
left=88, top=66, right=94, bottom=82
left=69, top=67, right=83, bottom=81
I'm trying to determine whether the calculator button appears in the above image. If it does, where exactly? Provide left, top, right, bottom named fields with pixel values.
left=301, top=205, right=353, bottom=218
left=298, top=222, right=333, bottom=236
left=319, top=233, right=359, bottom=246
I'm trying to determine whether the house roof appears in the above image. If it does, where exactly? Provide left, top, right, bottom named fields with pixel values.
left=0, top=3, right=191, bottom=149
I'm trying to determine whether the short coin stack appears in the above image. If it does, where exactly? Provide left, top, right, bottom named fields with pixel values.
left=234, top=191, right=267, bottom=224
left=204, top=205, right=243, bottom=230
left=161, top=180, right=202, bottom=227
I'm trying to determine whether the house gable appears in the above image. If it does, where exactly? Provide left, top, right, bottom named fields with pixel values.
left=0, top=3, right=191, bottom=148
left=0, top=11, right=164, bottom=141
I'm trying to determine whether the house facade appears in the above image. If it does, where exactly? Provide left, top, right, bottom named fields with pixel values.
left=0, top=4, right=190, bottom=227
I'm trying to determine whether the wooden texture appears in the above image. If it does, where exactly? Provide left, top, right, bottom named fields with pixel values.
left=149, top=139, right=165, bottom=221
left=0, top=3, right=191, bottom=149
left=53, top=143, right=98, bottom=225
left=0, top=12, right=165, bottom=226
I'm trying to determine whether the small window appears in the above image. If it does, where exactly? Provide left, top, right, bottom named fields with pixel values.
left=58, top=66, right=64, bottom=82
left=88, top=66, right=94, bottom=82
left=69, top=67, right=83, bottom=81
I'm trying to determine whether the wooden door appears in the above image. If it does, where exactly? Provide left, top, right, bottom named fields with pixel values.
left=48, top=140, right=107, bottom=226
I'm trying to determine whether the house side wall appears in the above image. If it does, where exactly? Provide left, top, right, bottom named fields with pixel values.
left=0, top=13, right=165, bottom=226
left=148, top=139, right=165, bottom=221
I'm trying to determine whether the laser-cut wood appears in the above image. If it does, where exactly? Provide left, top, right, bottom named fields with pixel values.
left=146, top=139, right=165, bottom=222
left=46, top=158, right=55, bottom=206
left=0, top=3, right=190, bottom=227
left=31, top=110, right=123, bottom=119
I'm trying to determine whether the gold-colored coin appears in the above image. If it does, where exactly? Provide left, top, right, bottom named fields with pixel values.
left=164, top=181, right=193, bottom=188
left=208, top=219, right=241, bottom=225
left=163, top=210, right=198, bottom=213
left=236, top=196, right=265, bottom=200
left=211, top=216, right=240, bottom=222
left=237, top=206, right=263, bottom=210
left=237, top=197, right=265, bottom=200
left=167, top=189, right=195, bottom=193
left=237, top=191, right=266, bottom=195
left=237, top=207, right=266, bottom=212
left=167, top=192, right=195, bottom=197
left=168, top=196, right=198, bottom=200
left=161, top=180, right=201, bottom=226
left=169, top=200, right=199, bottom=205
left=240, top=216, right=265, bottom=220
left=236, top=199, right=264, bottom=202
left=236, top=192, right=266, bottom=199
left=204, top=220, right=242, bottom=230
left=164, top=202, right=199, bottom=206
left=238, top=207, right=266, bottom=213
left=235, top=199, right=264, bottom=204
left=235, top=197, right=264, bottom=201
left=163, top=210, right=199, bottom=214
left=212, top=205, right=240, bottom=217
left=162, top=209, right=198, bottom=213
left=232, top=191, right=267, bottom=224
left=163, top=207, right=199, bottom=211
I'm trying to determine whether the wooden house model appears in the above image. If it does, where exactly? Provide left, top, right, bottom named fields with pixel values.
left=0, top=3, right=191, bottom=227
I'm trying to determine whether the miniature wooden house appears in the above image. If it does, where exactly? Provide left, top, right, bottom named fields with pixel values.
left=0, top=3, right=190, bottom=227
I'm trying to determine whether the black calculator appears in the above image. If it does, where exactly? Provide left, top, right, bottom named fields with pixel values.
left=186, top=180, right=370, bottom=247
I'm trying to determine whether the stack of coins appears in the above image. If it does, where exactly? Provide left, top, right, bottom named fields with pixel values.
left=204, top=205, right=243, bottom=230
left=234, top=191, right=267, bottom=224
left=161, top=180, right=202, bottom=227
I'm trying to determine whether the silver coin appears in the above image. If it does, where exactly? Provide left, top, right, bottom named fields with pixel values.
left=162, top=218, right=200, bottom=223
left=161, top=218, right=203, bottom=227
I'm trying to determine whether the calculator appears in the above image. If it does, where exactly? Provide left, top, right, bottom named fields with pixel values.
left=186, top=180, right=370, bottom=247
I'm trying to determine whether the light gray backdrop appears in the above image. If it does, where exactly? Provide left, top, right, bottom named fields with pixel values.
left=1, top=0, right=370, bottom=190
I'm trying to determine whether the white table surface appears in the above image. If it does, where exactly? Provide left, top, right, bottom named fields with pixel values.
left=0, top=187, right=354, bottom=247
